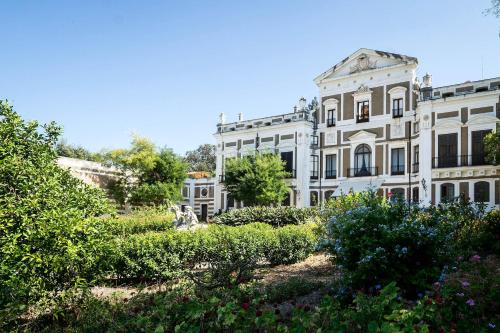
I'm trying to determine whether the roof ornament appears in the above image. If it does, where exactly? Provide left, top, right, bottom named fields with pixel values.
left=350, top=54, right=377, bottom=74
left=355, top=84, right=372, bottom=94
left=219, top=112, right=226, bottom=125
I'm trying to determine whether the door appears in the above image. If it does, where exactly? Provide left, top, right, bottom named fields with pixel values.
left=201, top=204, right=208, bottom=222
left=438, top=133, right=457, bottom=167
left=471, top=130, right=491, bottom=165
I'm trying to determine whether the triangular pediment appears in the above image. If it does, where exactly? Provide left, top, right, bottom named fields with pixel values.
left=314, top=48, right=418, bottom=83
left=347, top=130, right=377, bottom=141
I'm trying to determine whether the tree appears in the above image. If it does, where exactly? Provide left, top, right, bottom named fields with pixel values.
left=184, top=144, right=216, bottom=174
left=484, top=0, right=500, bottom=18
left=105, top=135, right=188, bottom=206
left=0, top=101, right=111, bottom=320
left=224, top=153, right=289, bottom=206
left=484, top=130, right=500, bottom=165
left=55, top=139, right=104, bottom=162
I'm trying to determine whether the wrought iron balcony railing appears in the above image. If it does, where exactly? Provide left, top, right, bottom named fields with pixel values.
left=432, top=154, right=488, bottom=168
left=356, top=114, right=369, bottom=123
left=391, top=165, right=405, bottom=175
left=347, top=167, right=378, bottom=177
left=325, top=170, right=337, bottom=179
left=327, top=118, right=336, bottom=127
left=412, top=163, right=419, bottom=173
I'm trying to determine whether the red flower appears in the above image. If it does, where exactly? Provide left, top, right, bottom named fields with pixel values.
left=182, top=296, right=190, bottom=302
left=242, top=302, right=250, bottom=310
left=425, top=298, right=433, bottom=305
left=435, top=296, right=443, bottom=305
left=451, top=321, right=457, bottom=329
left=255, top=310, right=262, bottom=317
left=438, top=328, right=446, bottom=333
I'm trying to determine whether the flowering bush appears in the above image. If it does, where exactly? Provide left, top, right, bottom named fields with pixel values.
left=323, top=191, right=455, bottom=296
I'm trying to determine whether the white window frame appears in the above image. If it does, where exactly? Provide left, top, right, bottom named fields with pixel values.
left=388, top=86, right=407, bottom=117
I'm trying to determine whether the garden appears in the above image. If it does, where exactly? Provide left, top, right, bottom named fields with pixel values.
left=1, top=101, right=499, bottom=332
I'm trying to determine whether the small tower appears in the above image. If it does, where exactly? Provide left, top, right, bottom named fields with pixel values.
left=218, top=112, right=226, bottom=125
left=420, top=73, right=433, bottom=101
left=238, top=112, right=244, bottom=122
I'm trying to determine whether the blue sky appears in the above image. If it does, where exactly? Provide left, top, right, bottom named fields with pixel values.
left=1, top=0, right=499, bottom=154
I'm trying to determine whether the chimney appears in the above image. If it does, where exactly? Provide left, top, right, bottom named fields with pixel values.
left=238, top=112, right=244, bottom=122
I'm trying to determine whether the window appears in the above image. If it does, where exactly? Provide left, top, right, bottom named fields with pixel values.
left=310, top=191, right=319, bottom=206
left=412, top=145, right=419, bottom=173
left=471, top=130, right=491, bottom=166
left=310, top=155, right=319, bottom=179
left=327, top=109, right=336, bottom=127
left=324, top=190, right=334, bottom=200
left=280, top=151, right=294, bottom=176
left=356, top=101, right=369, bottom=123
left=325, top=154, right=337, bottom=179
left=392, top=98, right=403, bottom=118
left=353, top=144, right=373, bottom=176
left=182, top=186, right=189, bottom=198
left=390, top=188, right=405, bottom=201
left=412, top=187, right=419, bottom=203
left=441, top=183, right=455, bottom=202
left=436, top=133, right=458, bottom=168
left=282, top=192, right=291, bottom=206
left=474, top=181, right=490, bottom=202
left=391, top=148, right=405, bottom=175
left=413, top=121, right=420, bottom=134
left=227, top=193, right=235, bottom=209
left=200, top=187, right=208, bottom=198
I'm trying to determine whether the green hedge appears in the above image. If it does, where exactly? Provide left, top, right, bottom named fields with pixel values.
left=213, top=206, right=320, bottom=227
left=111, top=223, right=319, bottom=284
left=98, top=209, right=175, bottom=235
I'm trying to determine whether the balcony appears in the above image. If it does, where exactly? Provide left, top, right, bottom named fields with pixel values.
left=432, top=154, right=488, bottom=168
left=348, top=167, right=378, bottom=177
left=327, top=118, right=336, bottom=127
left=325, top=170, right=337, bottom=179
left=391, top=165, right=405, bottom=176
left=392, top=108, right=403, bottom=118
left=412, top=163, right=419, bottom=173
left=356, top=114, right=369, bottom=123
left=285, top=169, right=296, bottom=179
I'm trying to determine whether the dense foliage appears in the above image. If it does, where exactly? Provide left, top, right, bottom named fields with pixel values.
left=106, top=135, right=188, bottom=206
left=213, top=205, right=320, bottom=227
left=25, top=254, right=499, bottom=332
left=112, top=223, right=319, bottom=286
left=55, top=139, right=104, bottom=162
left=0, top=102, right=111, bottom=321
left=484, top=130, right=500, bottom=165
left=224, top=153, right=290, bottom=206
left=322, top=191, right=494, bottom=297
left=98, top=206, right=175, bottom=236
left=184, top=143, right=216, bottom=174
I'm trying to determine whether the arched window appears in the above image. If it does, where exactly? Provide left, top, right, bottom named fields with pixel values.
left=390, top=188, right=405, bottom=201
left=324, top=190, right=334, bottom=201
left=474, top=181, right=490, bottom=202
left=355, top=144, right=372, bottom=176
left=440, top=183, right=455, bottom=202
left=310, top=191, right=319, bottom=206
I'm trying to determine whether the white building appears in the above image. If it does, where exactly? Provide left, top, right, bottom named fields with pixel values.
left=214, top=48, right=500, bottom=210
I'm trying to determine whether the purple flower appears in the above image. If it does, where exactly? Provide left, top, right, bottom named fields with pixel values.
left=461, top=281, right=470, bottom=288
left=470, top=255, right=481, bottom=262
left=433, top=282, right=441, bottom=288
left=375, top=284, right=381, bottom=290
left=456, top=292, right=465, bottom=297
left=488, top=322, right=496, bottom=329
left=466, top=299, right=475, bottom=306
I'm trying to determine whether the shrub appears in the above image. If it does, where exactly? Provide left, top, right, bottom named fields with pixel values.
left=99, top=206, right=175, bottom=235
left=456, top=208, right=500, bottom=256
left=323, top=191, right=455, bottom=296
left=0, top=102, right=112, bottom=322
left=265, top=223, right=318, bottom=266
left=213, top=206, right=320, bottom=227
left=112, top=223, right=318, bottom=286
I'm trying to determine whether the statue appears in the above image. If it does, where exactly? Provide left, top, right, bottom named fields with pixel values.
left=171, top=205, right=204, bottom=230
